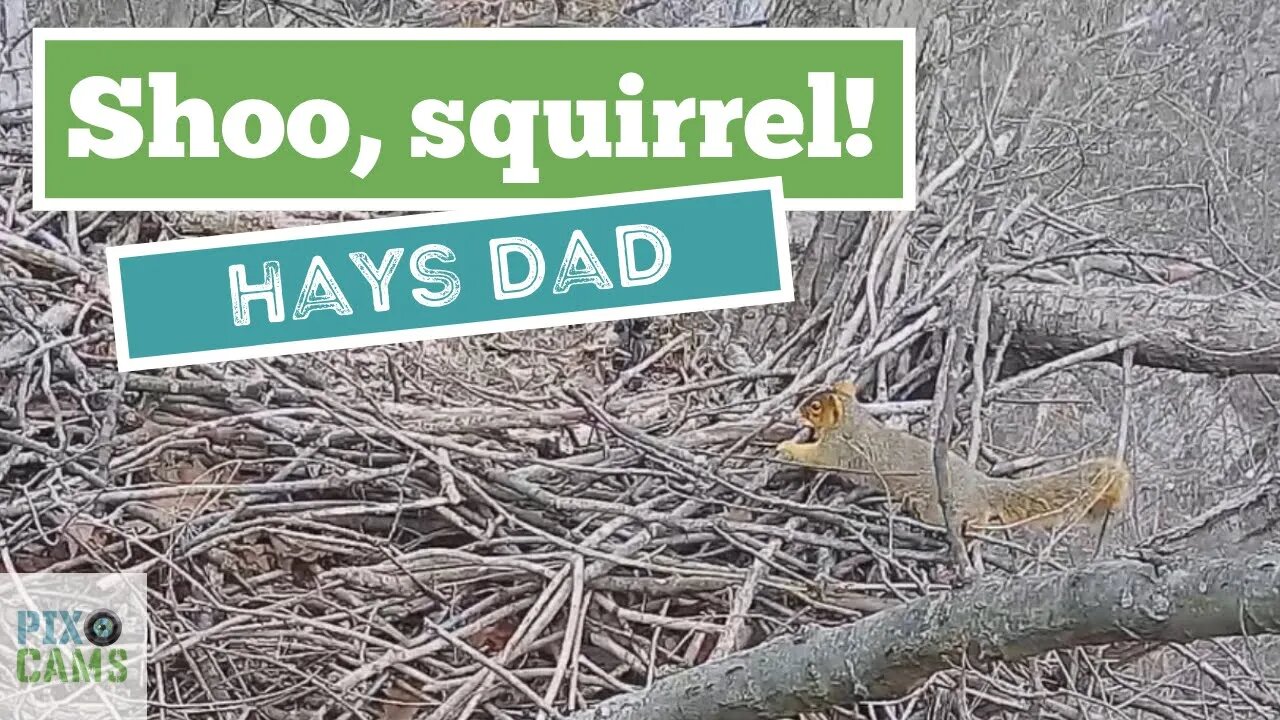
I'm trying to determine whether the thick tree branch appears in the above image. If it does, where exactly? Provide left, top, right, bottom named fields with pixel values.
left=570, top=554, right=1280, bottom=720
left=994, top=282, right=1280, bottom=375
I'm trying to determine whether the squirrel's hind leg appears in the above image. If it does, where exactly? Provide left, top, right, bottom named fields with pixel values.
left=1090, top=507, right=1115, bottom=560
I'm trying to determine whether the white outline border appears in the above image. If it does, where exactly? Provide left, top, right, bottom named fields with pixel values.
left=105, top=176, right=793, bottom=372
left=33, top=27, right=916, bottom=212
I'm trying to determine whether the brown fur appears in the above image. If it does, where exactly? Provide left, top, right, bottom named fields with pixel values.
left=777, top=381, right=1131, bottom=531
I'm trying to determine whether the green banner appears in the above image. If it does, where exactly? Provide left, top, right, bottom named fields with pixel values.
left=35, top=28, right=915, bottom=211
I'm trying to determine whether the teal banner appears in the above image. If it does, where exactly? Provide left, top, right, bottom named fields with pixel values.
left=106, top=178, right=791, bottom=370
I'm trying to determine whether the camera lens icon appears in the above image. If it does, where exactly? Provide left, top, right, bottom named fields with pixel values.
left=84, top=609, right=122, bottom=647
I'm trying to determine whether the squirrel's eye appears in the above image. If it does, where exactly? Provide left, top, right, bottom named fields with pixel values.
left=807, top=401, right=821, bottom=412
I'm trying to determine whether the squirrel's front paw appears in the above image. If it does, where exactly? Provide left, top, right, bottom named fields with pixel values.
left=776, top=440, right=799, bottom=459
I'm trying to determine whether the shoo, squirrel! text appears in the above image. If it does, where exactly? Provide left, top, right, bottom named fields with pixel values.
left=39, top=30, right=913, bottom=210
left=66, top=71, right=874, bottom=184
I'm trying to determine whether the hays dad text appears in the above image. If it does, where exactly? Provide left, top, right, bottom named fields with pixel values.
left=105, top=178, right=791, bottom=371
left=35, top=28, right=914, bottom=211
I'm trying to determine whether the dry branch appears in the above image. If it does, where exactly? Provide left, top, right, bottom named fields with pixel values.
left=570, top=553, right=1280, bottom=720
left=994, top=282, right=1280, bottom=376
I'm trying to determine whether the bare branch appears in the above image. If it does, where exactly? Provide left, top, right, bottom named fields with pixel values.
left=994, top=282, right=1280, bottom=375
left=570, top=554, right=1280, bottom=720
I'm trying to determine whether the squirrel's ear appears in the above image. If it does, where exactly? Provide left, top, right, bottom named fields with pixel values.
left=832, top=380, right=857, bottom=398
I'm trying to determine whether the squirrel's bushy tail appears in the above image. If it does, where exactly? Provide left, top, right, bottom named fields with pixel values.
left=978, top=456, right=1130, bottom=530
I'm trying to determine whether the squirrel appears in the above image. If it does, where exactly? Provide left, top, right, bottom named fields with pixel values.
left=775, top=380, right=1131, bottom=532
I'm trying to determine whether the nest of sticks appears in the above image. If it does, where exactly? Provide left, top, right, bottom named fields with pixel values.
left=0, top=199, right=1129, bottom=719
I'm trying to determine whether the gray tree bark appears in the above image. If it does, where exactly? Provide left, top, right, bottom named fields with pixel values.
left=0, top=0, right=30, bottom=108
left=768, top=0, right=855, bottom=26
left=569, top=554, right=1280, bottom=720
left=36, top=0, right=206, bottom=27
left=994, top=282, right=1280, bottom=376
